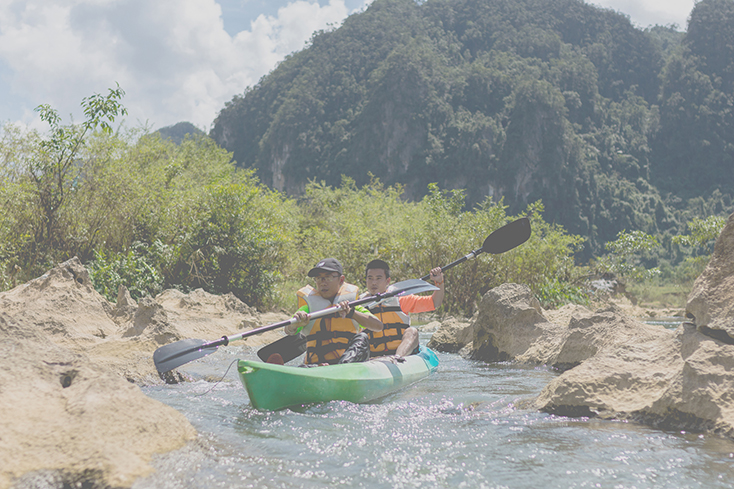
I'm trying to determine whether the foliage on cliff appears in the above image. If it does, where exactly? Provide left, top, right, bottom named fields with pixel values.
left=211, top=0, right=734, bottom=259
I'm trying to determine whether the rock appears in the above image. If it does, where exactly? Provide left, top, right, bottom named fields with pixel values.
left=125, top=296, right=180, bottom=345
left=0, top=258, right=287, bottom=487
left=0, top=313, right=195, bottom=489
left=543, top=303, right=593, bottom=328
left=0, top=257, right=118, bottom=345
left=153, top=288, right=262, bottom=344
left=417, top=319, right=442, bottom=332
left=466, top=283, right=567, bottom=365
left=427, top=317, right=473, bottom=353
left=686, top=212, right=734, bottom=342
left=552, top=304, right=666, bottom=371
left=531, top=212, right=734, bottom=439
left=535, top=321, right=734, bottom=436
left=644, top=323, right=734, bottom=435
left=112, top=285, right=138, bottom=321
left=534, top=320, right=680, bottom=418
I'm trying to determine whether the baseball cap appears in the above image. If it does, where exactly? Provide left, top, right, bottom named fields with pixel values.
left=307, top=258, right=344, bottom=277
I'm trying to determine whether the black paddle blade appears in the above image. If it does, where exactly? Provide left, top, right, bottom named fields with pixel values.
left=482, top=217, right=531, bottom=254
left=153, top=338, right=219, bottom=374
left=257, top=333, right=307, bottom=363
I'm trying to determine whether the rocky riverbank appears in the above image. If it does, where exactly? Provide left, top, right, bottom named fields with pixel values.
left=0, top=258, right=286, bottom=489
left=429, top=211, right=734, bottom=437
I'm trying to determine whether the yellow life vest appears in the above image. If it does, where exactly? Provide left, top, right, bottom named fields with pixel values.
left=297, top=283, right=361, bottom=365
left=363, top=294, right=410, bottom=357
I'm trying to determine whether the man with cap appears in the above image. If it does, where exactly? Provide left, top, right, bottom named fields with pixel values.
left=284, top=258, right=383, bottom=365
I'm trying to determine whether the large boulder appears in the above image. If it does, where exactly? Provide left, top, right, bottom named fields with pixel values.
left=535, top=321, right=734, bottom=436
left=551, top=304, right=668, bottom=371
left=535, top=320, right=679, bottom=418
left=686, top=212, right=734, bottom=342
left=534, top=213, right=734, bottom=436
left=466, top=283, right=567, bottom=365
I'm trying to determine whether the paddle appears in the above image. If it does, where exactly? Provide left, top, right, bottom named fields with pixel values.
left=257, top=216, right=532, bottom=363
left=153, top=278, right=438, bottom=374
left=419, top=216, right=531, bottom=280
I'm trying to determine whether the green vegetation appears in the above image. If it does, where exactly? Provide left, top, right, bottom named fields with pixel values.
left=0, top=91, right=297, bottom=309
left=211, top=0, right=734, bottom=263
left=0, top=88, right=728, bottom=314
left=0, top=87, right=595, bottom=314
left=594, top=230, right=661, bottom=282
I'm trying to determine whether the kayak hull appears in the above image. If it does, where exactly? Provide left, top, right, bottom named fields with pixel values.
left=238, top=347, right=439, bottom=411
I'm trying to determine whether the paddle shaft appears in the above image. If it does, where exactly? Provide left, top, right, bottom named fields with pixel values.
left=419, top=246, right=482, bottom=281
left=161, top=282, right=434, bottom=366
left=419, top=217, right=530, bottom=280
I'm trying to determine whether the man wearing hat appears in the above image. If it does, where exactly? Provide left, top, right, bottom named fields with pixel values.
left=284, top=258, right=383, bottom=365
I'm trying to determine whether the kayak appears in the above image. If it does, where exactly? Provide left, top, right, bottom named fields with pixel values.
left=238, top=347, right=439, bottom=411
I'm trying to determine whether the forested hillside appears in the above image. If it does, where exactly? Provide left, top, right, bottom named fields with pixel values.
left=211, top=0, right=734, bottom=259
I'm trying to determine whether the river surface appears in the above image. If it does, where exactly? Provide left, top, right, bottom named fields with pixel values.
left=136, top=331, right=734, bottom=489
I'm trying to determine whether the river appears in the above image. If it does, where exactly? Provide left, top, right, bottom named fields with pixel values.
left=136, top=330, right=734, bottom=489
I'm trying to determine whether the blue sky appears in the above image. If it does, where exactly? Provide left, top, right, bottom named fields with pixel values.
left=0, top=0, right=694, bottom=133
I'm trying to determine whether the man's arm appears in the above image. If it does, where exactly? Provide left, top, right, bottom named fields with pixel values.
left=428, top=267, right=445, bottom=308
left=398, top=267, right=446, bottom=313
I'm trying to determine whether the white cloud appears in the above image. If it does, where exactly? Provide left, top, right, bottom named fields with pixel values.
left=590, top=0, right=695, bottom=28
left=0, top=0, right=364, bottom=131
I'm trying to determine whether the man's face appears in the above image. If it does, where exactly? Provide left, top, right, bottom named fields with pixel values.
left=366, top=268, right=390, bottom=295
left=313, top=271, right=344, bottom=299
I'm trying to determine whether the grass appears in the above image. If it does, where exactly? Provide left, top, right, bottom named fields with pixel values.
left=626, top=280, right=692, bottom=310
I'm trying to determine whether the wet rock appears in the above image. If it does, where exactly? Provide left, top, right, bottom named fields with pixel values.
left=465, top=283, right=567, bottom=364
left=426, top=317, right=472, bottom=353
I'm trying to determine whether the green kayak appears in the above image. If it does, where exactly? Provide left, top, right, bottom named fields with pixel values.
left=238, top=347, right=439, bottom=411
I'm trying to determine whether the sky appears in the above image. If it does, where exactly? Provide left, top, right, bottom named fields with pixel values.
left=0, top=0, right=696, bottom=134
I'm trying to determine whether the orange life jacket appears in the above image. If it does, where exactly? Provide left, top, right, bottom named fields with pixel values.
left=363, top=294, right=410, bottom=357
left=297, top=283, right=360, bottom=364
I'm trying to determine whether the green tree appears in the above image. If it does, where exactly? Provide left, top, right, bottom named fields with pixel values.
left=670, top=215, right=727, bottom=281
left=32, top=84, right=127, bottom=252
left=595, top=230, right=661, bottom=282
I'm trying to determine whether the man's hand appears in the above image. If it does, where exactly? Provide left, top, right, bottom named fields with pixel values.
left=337, top=300, right=352, bottom=318
left=429, top=267, right=444, bottom=286
left=286, top=310, right=310, bottom=335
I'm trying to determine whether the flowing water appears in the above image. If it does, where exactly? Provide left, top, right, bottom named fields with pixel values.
left=136, top=332, right=734, bottom=489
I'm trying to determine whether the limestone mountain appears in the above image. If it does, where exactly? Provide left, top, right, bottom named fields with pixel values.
left=211, top=0, right=734, bottom=257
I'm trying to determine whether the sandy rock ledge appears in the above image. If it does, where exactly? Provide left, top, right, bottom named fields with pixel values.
left=0, top=257, right=281, bottom=488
